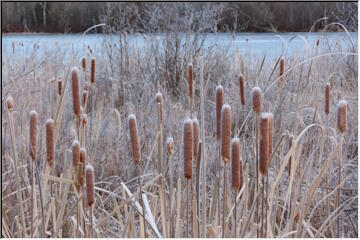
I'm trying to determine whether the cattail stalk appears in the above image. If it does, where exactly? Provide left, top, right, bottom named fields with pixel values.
left=280, top=56, right=285, bottom=84
left=215, top=85, right=224, bottom=228
left=252, top=86, right=262, bottom=236
left=6, top=97, right=26, bottom=237
left=72, top=68, right=81, bottom=117
left=29, top=111, right=38, bottom=237
left=166, top=137, right=175, bottom=237
left=58, top=77, right=63, bottom=96
left=231, top=138, right=241, bottom=237
left=221, top=104, right=231, bottom=237
left=193, top=118, right=200, bottom=160
left=189, top=63, right=194, bottom=115
left=325, top=83, right=330, bottom=116
left=79, top=147, right=87, bottom=237
left=46, top=119, right=55, bottom=168
left=259, top=113, right=269, bottom=237
left=183, top=118, right=193, bottom=237
left=128, top=114, right=141, bottom=164
left=266, top=112, right=273, bottom=237
left=91, top=58, right=95, bottom=86
left=156, top=92, right=163, bottom=125
left=336, top=100, right=347, bottom=237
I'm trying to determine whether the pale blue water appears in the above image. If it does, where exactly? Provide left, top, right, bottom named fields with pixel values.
left=2, top=32, right=358, bottom=61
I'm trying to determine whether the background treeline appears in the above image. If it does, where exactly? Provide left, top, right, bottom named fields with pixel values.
left=2, top=2, right=358, bottom=33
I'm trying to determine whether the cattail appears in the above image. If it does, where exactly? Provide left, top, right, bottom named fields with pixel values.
left=46, top=119, right=55, bottom=167
left=72, top=140, right=80, bottom=167
left=189, top=63, right=193, bottom=99
left=29, top=110, right=38, bottom=161
left=325, top=83, right=330, bottom=115
left=268, top=113, right=274, bottom=164
left=259, top=114, right=269, bottom=176
left=288, top=134, right=294, bottom=176
left=239, top=74, right=245, bottom=106
left=82, top=90, right=88, bottom=106
left=192, top=118, right=200, bottom=160
left=128, top=114, right=141, bottom=164
left=280, top=56, right=285, bottom=83
left=252, top=87, right=262, bottom=113
left=216, top=85, right=224, bottom=140
left=231, top=138, right=242, bottom=190
left=82, top=56, right=87, bottom=71
left=183, top=118, right=193, bottom=179
left=221, top=104, right=232, bottom=163
left=82, top=114, right=88, bottom=126
left=80, top=148, right=87, bottom=186
left=6, top=96, right=14, bottom=112
left=71, top=67, right=81, bottom=116
left=58, top=77, right=63, bottom=96
left=166, top=137, right=174, bottom=156
left=86, top=165, right=95, bottom=206
left=155, top=92, right=163, bottom=124
left=91, top=58, right=95, bottom=85
left=336, top=100, right=347, bottom=133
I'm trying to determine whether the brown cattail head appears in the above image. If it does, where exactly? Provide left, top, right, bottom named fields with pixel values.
left=46, top=119, right=55, bottom=168
left=82, top=113, right=88, bottom=126
left=82, top=56, right=87, bottom=71
left=71, top=67, right=81, bottom=116
left=268, top=113, right=274, bottom=165
left=189, top=63, right=194, bottom=99
left=216, top=85, right=224, bottom=140
left=166, top=137, right=174, bottom=156
left=280, top=56, right=285, bottom=83
left=325, top=83, right=330, bottom=115
left=192, top=118, right=200, bottom=160
left=86, top=165, right=95, bottom=206
left=259, top=113, right=269, bottom=176
left=252, top=87, right=262, bottom=113
left=128, top=114, right=141, bottom=164
left=72, top=140, right=80, bottom=167
left=82, top=90, right=88, bottom=106
left=6, top=96, right=14, bottom=112
left=231, top=138, right=242, bottom=190
left=91, top=58, right=95, bottom=85
left=80, top=148, right=87, bottom=186
left=155, top=92, right=163, bottom=124
left=183, top=118, right=193, bottom=179
left=221, top=104, right=232, bottom=163
left=288, top=134, right=294, bottom=177
left=239, top=74, right=245, bottom=106
left=58, top=77, right=63, bottom=96
left=29, top=110, right=38, bottom=161
left=336, top=100, right=347, bottom=133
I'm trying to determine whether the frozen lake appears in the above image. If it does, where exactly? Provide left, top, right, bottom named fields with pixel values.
left=2, top=32, right=358, bottom=61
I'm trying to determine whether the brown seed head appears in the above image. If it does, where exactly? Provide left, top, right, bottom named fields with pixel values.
left=192, top=118, right=200, bottom=160
left=239, top=74, right=245, bottom=106
left=82, top=56, right=87, bottom=71
left=155, top=92, right=163, bottom=124
left=259, top=113, right=269, bottom=176
left=6, top=96, right=14, bottom=112
left=91, top=58, right=95, bottom=84
left=166, top=137, right=174, bottom=156
left=82, top=113, right=87, bottom=126
left=80, top=148, right=87, bottom=186
left=72, top=140, right=80, bottom=167
left=280, top=56, right=285, bottom=83
left=183, top=118, right=193, bottom=179
left=252, top=87, right=262, bottom=113
left=189, top=63, right=193, bottom=99
left=221, top=104, right=232, bottom=163
left=29, top=110, right=38, bottom=161
left=128, top=114, right=141, bottom=164
left=82, top=90, right=88, bottom=106
left=216, top=85, right=224, bottom=140
left=231, top=138, right=242, bottom=190
left=268, top=113, right=274, bottom=165
left=86, top=165, right=95, bottom=206
left=58, top=77, right=63, bottom=96
left=46, top=119, right=55, bottom=168
left=325, top=83, right=330, bottom=115
left=336, top=100, right=347, bottom=133
left=71, top=67, right=81, bottom=116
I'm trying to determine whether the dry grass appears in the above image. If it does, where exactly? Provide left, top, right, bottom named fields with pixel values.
left=1, top=28, right=358, bottom=238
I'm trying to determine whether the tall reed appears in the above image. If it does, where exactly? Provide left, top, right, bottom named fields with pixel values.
left=183, top=118, right=193, bottom=236
left=86, top=165, right=95, bottom=237
left=29, top=110, right=38, bottom=237
left=46, top=119, right=55, bottom=168
left=231, top=137, right=241, bottom=237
